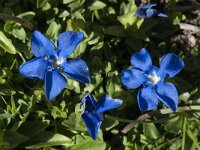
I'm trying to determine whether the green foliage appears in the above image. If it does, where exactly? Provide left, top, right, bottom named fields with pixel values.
left=0, top=0, right=200, bottom=149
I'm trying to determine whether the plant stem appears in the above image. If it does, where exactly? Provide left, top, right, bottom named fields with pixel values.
left=106, top=105, right=200, bottom=134
left=181, top=116, right=187, bottom=150
left=0, top=13, right=35, bottom=30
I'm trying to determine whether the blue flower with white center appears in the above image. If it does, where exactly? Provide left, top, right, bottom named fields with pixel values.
left=135, top=4, right=168, bottom=18
left=121, top=48, right=184, bottom=112
left=19, top=30, right=91, bottom=100
left=80, top=93, right=123, bottom=140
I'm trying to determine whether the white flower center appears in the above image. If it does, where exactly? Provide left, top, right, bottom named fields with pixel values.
left=52, top=57, right=64, bottom=69
left=148, top=72, right=160, bottom=85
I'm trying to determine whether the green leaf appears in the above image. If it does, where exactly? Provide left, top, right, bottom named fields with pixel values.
left=104, top=25, right=126, bottom=37
left=0, top=88, right=16, bottom=96
left=187, top=128, right=200, bottom=150
left=46, top=21, right=61, bottom=40
left=164, top=115, right=183, bottom=133
left=143, top=123, right=160, bottom=140
left=102, top=117, right=119, bottom=131
left=62, top=0, right=75, bottom=4
left=17, top=120, right=50, bottom=138
left=0, top=114, right=12, bottom=119
left=4, top=131, right=29, bottom=149
left=179, top=92, right=190, bottom=102
left=66, top=78, right=80, bottom=93
left=62, top=113, right=87, bottom=132
left=17, top=11, right=35, bottom=20
left=73, top=135, right=93, bottom=144
left=169, top=138, right=182, bottom=150
left=37, top=0, right=48, bottom=8
left=0, top=31, right=16, bottom=54
left=69, top=141, right=106, bottom=150
left=25, top=131, right=72, bottom=149
left=88, top=1, right=106, bottom=10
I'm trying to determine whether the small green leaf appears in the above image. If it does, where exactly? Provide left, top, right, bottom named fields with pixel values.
left=0, top=114, right=12, bottom=119
left=36, top=0, right=48, bottom=8
left=4, top=131, right=29, bottom=149
left=104, top=25, right=126, bottom=37
left=187, top=128, right=200, bottom=150
left=25, top=131, right=72, bottom=149
left=0, top=88, right=16, bottom=96
left=17, top=120, right=50, bottom=138
left=69, top=141, right=106, bottom=150
left=62, top=113, right=86, bottom=132
left=62, top=0, right=75, bottom=4
left=46, top=21, right=61, bottom=40
left=17, top=11, right=35, bottom=20
left=88, top=1, right=106, bottom=10
left=102, top=117, right=119, bottom=131
left=143, top=123, right=160, bottom=140
left=0, top=31, right=16, bottom=54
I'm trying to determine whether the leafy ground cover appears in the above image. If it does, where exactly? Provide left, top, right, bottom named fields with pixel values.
left=0, top=0, right=200, bottom=149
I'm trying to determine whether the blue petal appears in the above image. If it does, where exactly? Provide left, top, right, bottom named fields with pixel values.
left=45, top=69, right=67, bottom=100
left=156, top=82, right=178, bottom=112
left=57, top=31, right=84, bottom=58
left=135, top=4, right=156, bottom=18
left=146, top=9, right=168, bottom=18
left=31, top=30, right=56, bottom=57
left=159, top=53, right=184, bottom=78
left=121, top=68, right=147, bottom=89
left=62, top=58, right=91, bottom=83
left=134, top=9, right=146, bottom=18
left=131, top=48, right=152, bottom=71
left=156, top=12, right=168, bottom=17
left=140, top=4, right=157, bottom=9
left=80, top=94, right=98, bottom=112
left=96, top=94, right=123, bottom=113
left=81, top=112, right=103, bottom=140
left=146, top=9, right=155, bottom=18
left=19, top=57, right=49, bottom=80
left=137, top=86, right=158, bottom=111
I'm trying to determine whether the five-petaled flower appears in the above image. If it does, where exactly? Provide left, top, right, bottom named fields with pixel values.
left=121, top=48, right=184, bottom=112
left=80, top=93, right=123, bottom=140
left=19, top=30, right=91, bottom=100
left=135, top=4, right=168, bottom=18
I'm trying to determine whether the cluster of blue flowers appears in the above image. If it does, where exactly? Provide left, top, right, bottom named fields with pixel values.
left=19, top=4, right=184, bottom=140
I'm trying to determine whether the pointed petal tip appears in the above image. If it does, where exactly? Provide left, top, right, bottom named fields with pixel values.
left=156, top=82, right=178, bottom=112
left=139, top=3, right=157, bottom=9
left=121, top=68, right=146, bottom=89
left=159, top=53, right=185, bottom=78
left=131, top=48, right=152, bottom=71
left=18, top=58, right=49, bottom=80
left=81, top=112, right=102, bottom=140
left=96, top=94, right=123, bottom=113
left=157, top=12, right=168, bottom=18
left=137, top=87, right=158, bottom=112
left=31, top=30, right=55, bottom=57
left=62, top=58, right=91, bottom=84
left=45, top=70, right=67, bottom=101
left=57, top=31, right=84, bottom=58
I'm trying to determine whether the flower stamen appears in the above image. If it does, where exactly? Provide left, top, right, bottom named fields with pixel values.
left=51, top=57, right=64, bottom=69
left=148, top=72, right=160, bottom=85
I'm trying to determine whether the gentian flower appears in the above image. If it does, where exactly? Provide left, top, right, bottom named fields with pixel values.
left=121, top=48, right=184, bottom=112
left=80, top=93, right=123, bottom=140
left=19, top=30, right=90, bottom=100
left=135, top=4, right=168, bottom=18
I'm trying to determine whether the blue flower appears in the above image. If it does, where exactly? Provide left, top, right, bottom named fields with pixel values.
left=80, top=93, right=123, bottom=140
left=121, top=48, right=184, bottom=112
left=135, top=4, right=168, bottom=18
left=19, top=30, right=91, bottom=100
